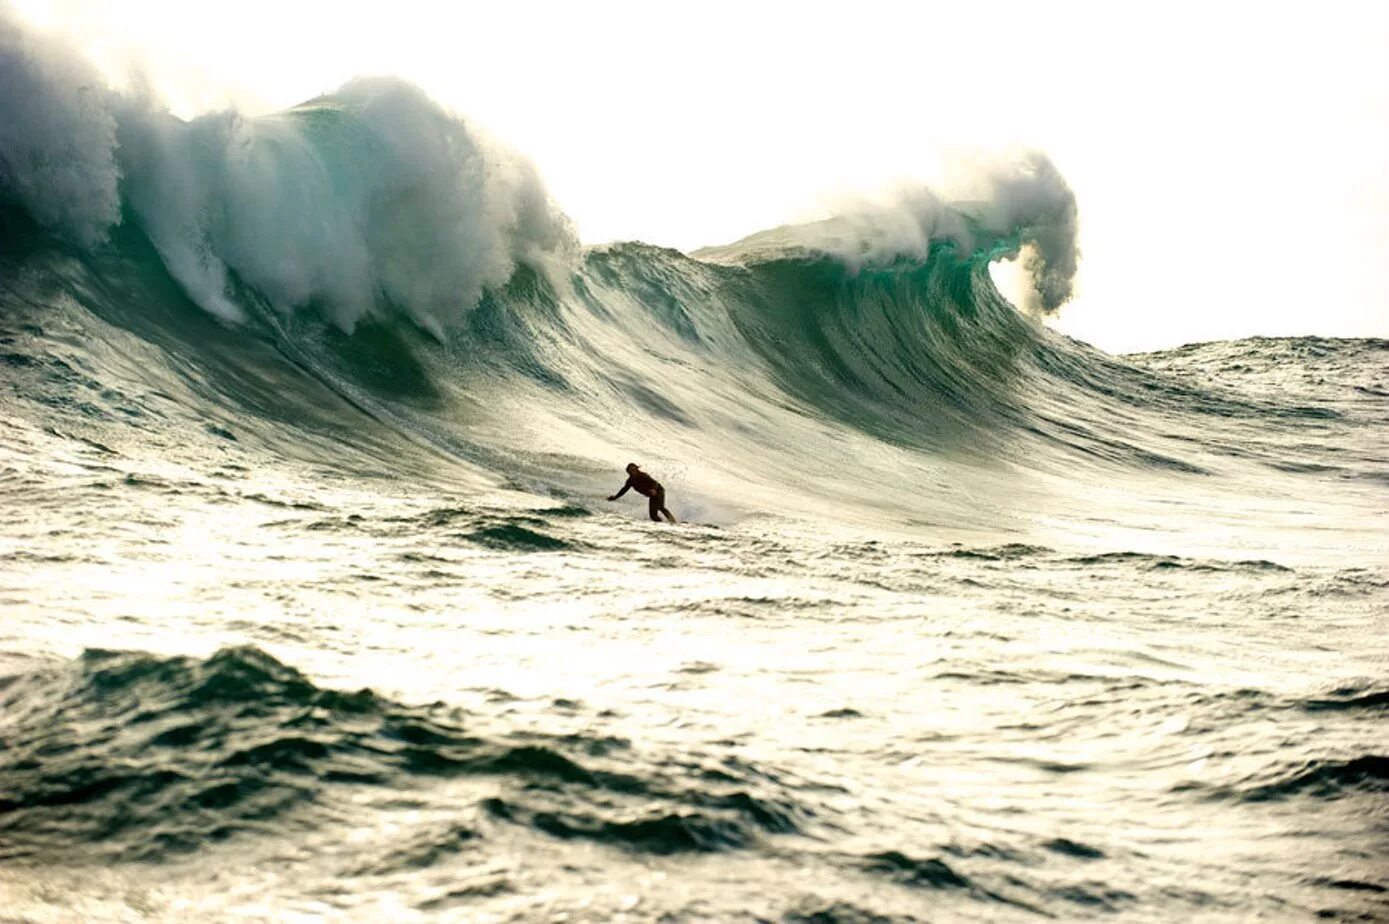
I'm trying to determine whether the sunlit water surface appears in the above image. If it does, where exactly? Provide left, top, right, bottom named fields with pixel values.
left=2, top=392, right=1385, bottom=922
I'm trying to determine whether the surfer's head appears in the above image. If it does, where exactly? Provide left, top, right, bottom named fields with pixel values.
left=625, top=462, right=639, bottom=474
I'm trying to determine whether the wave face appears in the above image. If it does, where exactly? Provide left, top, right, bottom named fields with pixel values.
left=5, top=11, right=1386, bottom=554
left=2, top=188, right=1383, bottom=554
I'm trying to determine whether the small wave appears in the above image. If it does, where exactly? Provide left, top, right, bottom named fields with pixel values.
left=782, top=899, right=926, bottom=923
left=417, top=508, right=583, bottom=552
left=461, top=522, right=576, bottom=552
left=1300, top=685, right=1389, bottom=713
left=1042, top=837, right=1106, bottom=859
left=351, top=824, right=480, bottom=876
left=1267, top=459, right=1339, bottom=474
left=1064, top=550, right=1292, bottom=574
left=1046, top=884, right=1137, bottom=911
left=1186, top=755, right=1389, bottom=804
left=1281, top=406, right=1342, bottom=420
left=929, top=667, right=1116, bottom=687
left=859, top=851, right=972, bottom=890
left=850, top=848, right=1055, bottom=915
left=934, top=543, right=1051, bottom=562
left=1247, top=755, right=1389, bottom=801
left=0, top=646, right=811, bottom=864
left=1309, top=876, right=1388, bottom=894
left=534, top=503, right=592, bottom=518
left=482, top=797, right=752, bottom=854
left=817, top=708, right=864, bottom=719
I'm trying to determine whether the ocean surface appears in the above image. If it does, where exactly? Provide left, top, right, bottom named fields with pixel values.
left=2, top=24, right=1387, bottom=923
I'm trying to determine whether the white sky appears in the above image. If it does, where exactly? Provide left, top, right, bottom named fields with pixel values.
left=13, top=0, right=1389, bottom=351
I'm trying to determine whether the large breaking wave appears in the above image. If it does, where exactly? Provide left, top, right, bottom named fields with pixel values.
left=3, top=9, right=1380, bottom=529
left=1, top=13, right=573, bottom=333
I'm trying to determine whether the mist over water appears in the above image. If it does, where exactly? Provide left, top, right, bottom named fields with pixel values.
left=2, top=11, right=1386, bottom=923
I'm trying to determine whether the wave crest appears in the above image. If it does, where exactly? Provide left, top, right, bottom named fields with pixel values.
left=0, top=14, right=121, bottom=248
left=698, top=152, right=1078, bottom=313
left=0, top=10, right=575, bottom=334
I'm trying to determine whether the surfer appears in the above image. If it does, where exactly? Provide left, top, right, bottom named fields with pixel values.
left=608, top=463, right=676, bottom=523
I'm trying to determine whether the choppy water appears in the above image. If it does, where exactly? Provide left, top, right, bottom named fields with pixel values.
left=1, top=417, right=1386, bottom=922
left=2, top=16, right=1387, bottom=922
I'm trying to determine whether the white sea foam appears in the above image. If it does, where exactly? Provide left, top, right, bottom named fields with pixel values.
left=699, top=153, right=1079, bottom=314
left=0, top=9, right=575, bottom=333
left=0, top=13, right=122, bottom=248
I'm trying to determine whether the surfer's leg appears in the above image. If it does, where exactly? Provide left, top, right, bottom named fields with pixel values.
left=652, top=487, right=675, bottom=523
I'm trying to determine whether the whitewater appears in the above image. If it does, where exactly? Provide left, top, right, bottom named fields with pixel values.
left=2, top=14, right=1386, bottom=923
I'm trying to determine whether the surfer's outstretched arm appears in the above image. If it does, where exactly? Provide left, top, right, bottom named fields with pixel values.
left=607, top=479, right=632, bottom=501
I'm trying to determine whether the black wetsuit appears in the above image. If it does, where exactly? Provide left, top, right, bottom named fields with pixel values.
left=613, top=470, right=675, bottom=522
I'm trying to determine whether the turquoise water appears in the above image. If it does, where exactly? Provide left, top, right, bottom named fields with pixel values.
left=1, top=24, right=1386, bottom=922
